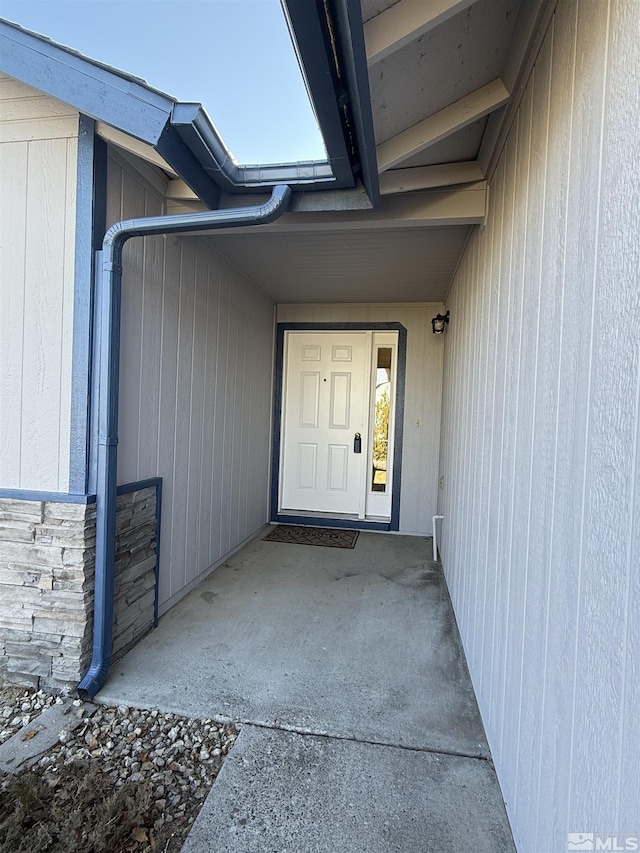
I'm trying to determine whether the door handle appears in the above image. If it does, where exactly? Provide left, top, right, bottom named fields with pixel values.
left=354, top=433, right=362, bottom=453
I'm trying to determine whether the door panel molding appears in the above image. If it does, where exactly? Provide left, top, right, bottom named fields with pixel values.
left=329, top=372, right=352, bottom=430
left=271, top=322, right=407, bottom=531
left=300, top=372, right=320, bottom=427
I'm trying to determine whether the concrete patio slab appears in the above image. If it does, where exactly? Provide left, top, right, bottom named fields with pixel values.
left=97, top=531, right=488, bottom=757
left=181, top=724, right=515, bottom=853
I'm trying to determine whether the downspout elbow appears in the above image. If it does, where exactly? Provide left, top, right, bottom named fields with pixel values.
left=77, top=659, right=111, bottom=701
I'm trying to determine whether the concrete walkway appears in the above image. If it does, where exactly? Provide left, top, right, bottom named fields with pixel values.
left=97, top=530, right=515, bottom=852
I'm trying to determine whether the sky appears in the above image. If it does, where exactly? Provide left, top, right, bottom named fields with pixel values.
left=0, top=0, right=326, bottom=164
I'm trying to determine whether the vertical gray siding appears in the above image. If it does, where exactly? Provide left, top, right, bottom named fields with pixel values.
left=438, top=1, right=640, bottom=850
left=107, top=150, right=275, bottom=611
left=0, top=76, right=79, bottom=491
left=277, top=303, right=444, bottom=533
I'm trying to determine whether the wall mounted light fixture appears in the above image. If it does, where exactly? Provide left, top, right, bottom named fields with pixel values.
left=431, top=311, right=450, bottom=334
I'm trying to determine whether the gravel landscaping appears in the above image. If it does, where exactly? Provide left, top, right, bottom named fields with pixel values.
left=0, top=685, right=238, bottom=852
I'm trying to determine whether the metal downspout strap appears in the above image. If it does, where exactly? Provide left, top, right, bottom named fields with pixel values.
left=77, top=185, right=292, bottom=699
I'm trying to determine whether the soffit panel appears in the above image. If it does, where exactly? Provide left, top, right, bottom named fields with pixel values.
left=369, top=0, right=519, bottom=145
left=203, top=227, right=470, bottom=303
left=395, top=119, right=487, bottom=169
left=360, top=0, right=396, bottom=21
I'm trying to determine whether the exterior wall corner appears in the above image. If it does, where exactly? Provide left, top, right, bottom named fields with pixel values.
left=0, top=483, right=159, bottom=691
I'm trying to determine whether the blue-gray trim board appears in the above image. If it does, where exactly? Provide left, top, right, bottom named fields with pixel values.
left=0, top=478, right=162, bottom=508
left=0, top=489, right=96, bottom=504
left=87, top=138, right=108, bottom=497
left=270, top=323, right=407, bottom=532
left=88, top=250, right=103, bottom=497
left=68, top=114, right=96, bottom=494
left=116, top=478, right=162, bottom=496
left=0, top=20, right=172, bottom=144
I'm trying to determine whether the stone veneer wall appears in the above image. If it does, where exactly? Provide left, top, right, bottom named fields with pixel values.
left=112, top=486, right=158, bottom=661
left=0, top=499, right=95, bottom=690
left=0, top=484, right=159, bottom=691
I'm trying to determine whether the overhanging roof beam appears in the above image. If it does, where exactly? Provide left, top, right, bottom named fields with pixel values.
left=376, top=78, right=510, bottom=173
left=379, top=161, right=485, bottom=195
left=206, top=183, right=487, bottom=233
left=365, top=0, right=481, bottom=65
left=478, top=0, right=559, bottom=178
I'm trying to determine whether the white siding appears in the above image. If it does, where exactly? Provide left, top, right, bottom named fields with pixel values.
left=107, top=150, right=276, bottom=611
left=0, top=75, right=78, bottom=492
left=277, top=303, right=444, bottom=534
left=438, top=2, right=640, bottom=850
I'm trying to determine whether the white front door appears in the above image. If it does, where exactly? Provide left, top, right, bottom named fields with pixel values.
left=280, top=332, right=370, bottom=515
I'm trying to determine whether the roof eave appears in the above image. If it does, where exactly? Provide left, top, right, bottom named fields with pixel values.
left=0, top=14, right=375, bottom=204
left=282, top=0, right=381, bottom=205
left=0, top=18, right=223, bottom=207
left=0, top=19, right=172, bottom=144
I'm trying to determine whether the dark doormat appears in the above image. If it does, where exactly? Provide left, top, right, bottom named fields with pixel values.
left=263, top=525, right=359, bottom=549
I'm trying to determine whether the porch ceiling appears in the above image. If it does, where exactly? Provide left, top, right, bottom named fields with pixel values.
left=361, top=0, right=556, bottom=188
left=205, top=225, right=470, bottom=303
left=171, top=0, right=555, bottom=304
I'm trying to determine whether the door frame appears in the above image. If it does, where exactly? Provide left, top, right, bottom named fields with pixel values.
left=270, top=322, right=407, bottom=531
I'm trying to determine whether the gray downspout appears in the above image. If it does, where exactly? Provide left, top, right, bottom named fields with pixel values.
left=77, top=185, right=292, bottom=700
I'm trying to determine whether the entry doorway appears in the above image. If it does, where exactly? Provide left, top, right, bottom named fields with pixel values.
left=271, top=324, right=406, bottom=530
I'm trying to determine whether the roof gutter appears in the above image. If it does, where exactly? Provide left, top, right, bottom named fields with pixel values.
left=77, top=185, right=292, bottom=700
left=282, top=0, right=380, bottom=204
left=1, top=15, right=377, bottom=202
left=170, top=104, right=337, bottom=193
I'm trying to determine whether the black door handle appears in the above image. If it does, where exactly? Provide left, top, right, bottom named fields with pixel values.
left=354, top=433, right=362, bottom=453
